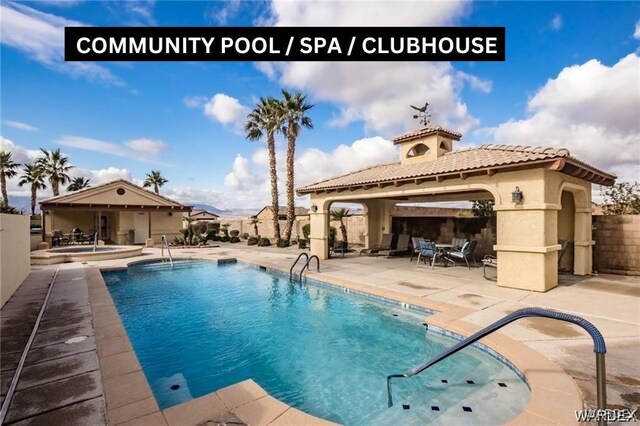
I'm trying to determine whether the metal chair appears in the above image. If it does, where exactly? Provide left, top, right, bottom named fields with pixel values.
left=416, top=240, right=442, bottom=269
left=409, top=237, right=426, bottom=262
left=448, top=240, right=478, bottom=269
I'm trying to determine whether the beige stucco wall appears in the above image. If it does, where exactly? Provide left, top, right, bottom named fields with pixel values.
left=149, top=212, right=183, bottom=244
left=593, top=215, right=640, bottom=275
left=1, top=214, right=31, bottom=307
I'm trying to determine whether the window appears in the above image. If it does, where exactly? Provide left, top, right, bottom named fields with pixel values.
left=116, top=188, right=126, bottom=195
left=407, top=143, right=429, bottom=157
left=439, top=141, right=448, bottom=150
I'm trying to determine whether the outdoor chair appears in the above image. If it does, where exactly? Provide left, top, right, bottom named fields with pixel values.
left=448, top=240, right=478, bottom=269
left=331, top=241, right=349, bottom=258
left=482, top=254, right=497, bottom=280
left=360, top=233, right=392, bottom=256
left=452, top=237, right=468, bottom=250
left=52, top=229, right=69, bottom=247
left=377, top=234, right=410, bottom=258
left=409, top=237, right=427, bottom=262
left=416, top=240, right=442, bottom=269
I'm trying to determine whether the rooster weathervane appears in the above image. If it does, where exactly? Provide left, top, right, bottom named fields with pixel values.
left=410, top=101, right=431, bottom=126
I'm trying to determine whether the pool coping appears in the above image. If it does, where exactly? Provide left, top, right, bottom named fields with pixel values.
left=88, top=254, right=583, bottom=425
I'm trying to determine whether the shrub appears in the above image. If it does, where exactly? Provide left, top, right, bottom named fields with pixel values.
left=230, top=230, right=240, bottom=237
left=241, top=232, right=250, bottom=240
left=328, top=226, right=337, bottom=248
left=276, top=238, right=289, bottom=248
left=247, top=236, right=259, bottom=246
left=298, top=239, right=307, bottom=249
left=207, top=222, right=220, bottom=233
left=230, top=236, right=241, bottom=243
left=220, top=236, right=230, bottom=242
left=302, top=224, right=311, bottom=241
left=257, top=237, right=271, bottom=247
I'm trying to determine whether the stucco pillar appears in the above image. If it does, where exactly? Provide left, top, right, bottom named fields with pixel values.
left=573, top=209, right=593, bottom=275
left=495, top=207, right=560, bottom=292
left=309, top=199, right=330, bottom=259
left=363, top=199, right=394, bottom=248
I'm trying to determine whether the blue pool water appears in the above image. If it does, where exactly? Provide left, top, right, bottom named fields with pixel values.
left=104, top=261, right=529, bottom=425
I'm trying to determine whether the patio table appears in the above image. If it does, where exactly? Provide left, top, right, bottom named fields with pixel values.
left=435, top=243, right=457, bottom=267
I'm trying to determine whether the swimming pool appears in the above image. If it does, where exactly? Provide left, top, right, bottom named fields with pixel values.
left=103, top=261, right=530, bottom=425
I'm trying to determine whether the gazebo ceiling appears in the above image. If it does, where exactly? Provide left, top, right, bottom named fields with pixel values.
left=297, top=144, right=616, bottom=195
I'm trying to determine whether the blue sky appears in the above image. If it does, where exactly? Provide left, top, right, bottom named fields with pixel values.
left=1, top=1, right=639, bottom=210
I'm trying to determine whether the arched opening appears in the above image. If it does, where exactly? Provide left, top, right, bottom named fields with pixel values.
left=326, top=201, right=367, bottom=253
left=407, top=143, right=429, bottom=157
left=439, top=140, right=448, bottom=150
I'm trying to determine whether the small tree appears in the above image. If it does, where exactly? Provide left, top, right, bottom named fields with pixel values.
left=250, top=218, right=260, bottom=236
left=330, top=208, right=352, bottom=245
left=601, top=182, right=640, bottom=215
left=471, top=200, right=495, bottom=217
left=221, top=223, right=230, bottom=237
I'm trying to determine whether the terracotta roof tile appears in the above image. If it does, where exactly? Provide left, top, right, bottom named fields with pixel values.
left=392, top=125, right=462, bottom=144
left=297, top=144, right=615, bottom=193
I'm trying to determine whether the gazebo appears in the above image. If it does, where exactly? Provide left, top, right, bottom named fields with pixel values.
left=297, top=125, right=616, bottom=292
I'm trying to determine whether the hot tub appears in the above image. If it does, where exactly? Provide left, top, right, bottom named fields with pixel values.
left=31, top=245, right=144, bottom=265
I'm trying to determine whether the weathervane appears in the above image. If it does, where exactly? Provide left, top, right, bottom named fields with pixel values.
left=410, top=101, right=431, bottom=126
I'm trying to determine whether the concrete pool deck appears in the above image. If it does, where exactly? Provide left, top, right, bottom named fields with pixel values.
left=1, top=243, right=638, bottom=424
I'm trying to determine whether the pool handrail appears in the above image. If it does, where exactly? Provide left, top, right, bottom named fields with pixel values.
left=299, top=255, right=320, bottom=281
left=289, top=252, right=310, bottom=281
left=161, top=235, right=173, bottom=268
left=386, top=307, right=607, bottom=424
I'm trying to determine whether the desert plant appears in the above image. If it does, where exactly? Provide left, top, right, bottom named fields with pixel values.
left=18, top=163, right=47, bottom=216
left=601, top=182, right=640, bottom=215
left=206, top=222, right=220, bottom=233
left=471, top=200, right=495, bottom=217
left=330, top=208, right=352, bottom=245
left=250, top=218, right=260, bottom=236
left=66, top=176, right=91, bottom=192
left=247, top=236, right=259, bottom=245
left=328, top=226, right=337, bottom=249
left=229, top=230, right=240, bottom=237
left=143, top=170, right=168, bottom=194
left=302, top=223, right=310, bottom=241
left=298, top=239, right=307, bottom=249
left=241, top=232, right=249, bottom=240
left=0, top=202, right=20, bottom=214
left=276, top=238, right=289, bottom=248
left=220, top=235, right=230, bottom=242
left=230, top=236, right=241, bottom=243
left=220, top=223, right=230, bottom=237
left=0, top=151, right=20, bottom=207
left=36, top=149, right=72, bottom=197
left=257, top=237, right=271, bottom=247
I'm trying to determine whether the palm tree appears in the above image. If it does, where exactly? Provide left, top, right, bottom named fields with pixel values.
left=66, top=177, right=91, bottom=192
left=280, top=90, right=314, bottom=243
left=143, top=170, right=168, bottom=194
left=36, top=149, right=72, bottom=197
left=330, top=208, right=353, bottom=245
left=250, top=218, right=260, bottom=236
left=0, top=151, right=20, bottom=207
left=18, top=164, right=47, bottom=216
left=245, top=97, right=283, bottom=240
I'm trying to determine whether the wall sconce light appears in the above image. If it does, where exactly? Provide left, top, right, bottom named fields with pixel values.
left=511, top=186, right=524, bottom=204
left=311, top=203, right=318, bottom=213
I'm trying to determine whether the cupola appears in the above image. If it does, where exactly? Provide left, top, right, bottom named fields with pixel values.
left=393, top=125, right=462, bottom=165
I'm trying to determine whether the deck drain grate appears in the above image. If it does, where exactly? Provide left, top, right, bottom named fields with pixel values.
left=392, top=313, right=398, bottom=317
left=462, top=406, right=473, bottom=412
left=64, top=336, right=88, bottom=344
left=170, top=384, right=181, bottom=390
left=498, top=382, right=507, bottom=387
left=466, top=380, right=475, bottom=384
left=402, top=404, right=410, bottom=410
left=441, top=379, right=448, bottom=383
left=431, top=406, right=440, bottom=411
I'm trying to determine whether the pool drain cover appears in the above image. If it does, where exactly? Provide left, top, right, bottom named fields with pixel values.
left=402, top=404, right=410, bottom=410
left=170, top=384, right=181, bottom=390
left=65, top=336, right=88, bottom=344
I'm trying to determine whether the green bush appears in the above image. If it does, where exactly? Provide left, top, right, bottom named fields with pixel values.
left=257, top=237, right=271, bottom=247
left=328, top=226, right=337, bottom=248
left=207, top=222, right=220, bottom=234
left=230, top=230, right=240, bottom=237
left=302, top=224, right=311, bottom=240
left=241, top=232, right=250, bottom=240
left=230, top=236, right=241, bottom=243
left=298, top=239, right=307, bottom=249
left=276, top=238, right=289, bottom=248
left=247, top=236, right=259, bottom=246
left=220, top=236, right=230, bottom=242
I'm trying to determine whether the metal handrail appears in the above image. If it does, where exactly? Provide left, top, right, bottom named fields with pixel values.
left=387, top=307, right=607, bottom=418
left=289, top=252, right=310, bottom=281
left=92, top=232, right=98, bottom=253
left=161, top=235, right=173, bottom=268
left=299, top=255, right=320, bottom=281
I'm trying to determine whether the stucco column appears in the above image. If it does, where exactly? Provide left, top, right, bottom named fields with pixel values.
left=363, top=199, right=395, bottom=248
left=573, top=209, right=593, bottom=275
left=309, top=199, right=330, bottom=260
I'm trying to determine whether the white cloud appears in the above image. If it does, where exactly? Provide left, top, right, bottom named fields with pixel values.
left=56, top=135, right=128, bottom=156
left=550, top=15, right=563, bottom=31
left=203, top=93, right=250, bottom=132
left=634, top=19, right=640, bottom=39
left=482, top=53, right=640, bottom=182
left=3, top=120, right=39, bottom=132
left=0, top=136, right=42, bottom=163
left=125, top=138, right=169, bottom=155
left=0, top=3, right=121, bottom=85
left=258, top=1, right=486, bottom=136
left=224, top=154, right=262, bottom=190
left=123, top=1, right=156, bottom=25
left=183, top=95, right=208, bottom=109
left=72, top=166, right=134, bottom=185
left=205, top=0, right=241, bottom=25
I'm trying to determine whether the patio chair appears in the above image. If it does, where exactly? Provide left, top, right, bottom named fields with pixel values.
left=416, top=240, right=442, bottom=269
left=52, top=229, right=69, bottom=247
left=482, top=254, right=497, bottom=281
left=377, top=234, right=410, bottom=258
left=448, top=240, right=478, bottom=269
left=452, top=237, right=467, bottom=250
left=359, top=233, right=392, bottom=256
left=409, top=237, right=426, bottom=262
left=331, top=241, right=349, bottom=258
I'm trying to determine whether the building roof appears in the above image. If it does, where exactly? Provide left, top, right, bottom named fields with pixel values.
left=297, top=144, right=616, bottom=194
left=189, top=209, right=219, bottom=219
left=392, top=125, right=462, bottom=144
left=40, top=179, right=192, bottom=212
left=255, top=206, right=310, bottom=217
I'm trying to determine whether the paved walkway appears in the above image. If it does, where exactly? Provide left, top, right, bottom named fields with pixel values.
left=2, top=243, right=638, bottom=424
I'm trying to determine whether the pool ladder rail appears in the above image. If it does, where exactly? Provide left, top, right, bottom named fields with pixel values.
left=161, top=235, right=173, bottom=268
left=386, top=307, right=607, bottom=425
left=289, top=252, right=320, bottom=282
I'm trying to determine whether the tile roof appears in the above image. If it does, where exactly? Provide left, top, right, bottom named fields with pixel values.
left=392, top=125, right=462, bottom=144
left=297, top=144, right=616, bottom=194
left=257, top=206, right=310, bottom=216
